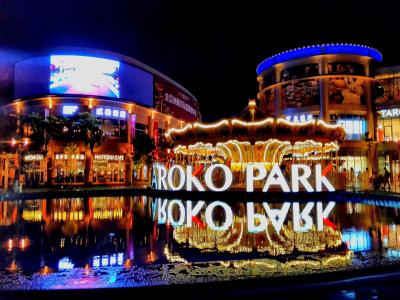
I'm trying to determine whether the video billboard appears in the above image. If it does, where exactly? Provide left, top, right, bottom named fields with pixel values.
left=15, top=54, right=154, bottom=107
left=154, top=76, right=199, bottom=122
left=50, top=55, right=120, bottom=98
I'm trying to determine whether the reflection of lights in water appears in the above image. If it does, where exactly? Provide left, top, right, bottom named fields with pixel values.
left=84, top=264, right=91, bottom=275
left=164, top=246, right=188, bottom=263
left=342, top=229, right=372, bottom=252
left=173, top=218, right=342, bottom=256
left=58, top=257, right=74, bottom=270
left=92, top=253, right=124, bottom=268
left=124, top=259, right=132, bottom=268
left=7, top=239, right=13, bottom=251
left=6, top=260, right=18, bottom=272
left=19, top=238, right=29, bottom=250
left=146, top=251, right=156, bottom=263
left=39, top=266, right=54, bottom=275
left=387, top=249, right=400, bottom=257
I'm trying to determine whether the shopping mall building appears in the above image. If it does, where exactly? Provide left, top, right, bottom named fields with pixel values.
left=0, top=48, right=200, bottom=189
left=254, top=44, right=400, bottom=190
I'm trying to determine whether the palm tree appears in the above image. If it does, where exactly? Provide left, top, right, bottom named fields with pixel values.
left=74, top=112, right=103, bottom=185
left=132, top=132, right=155, bottom=182
left=25, top=113, right=66, bottom=185
left=25, top=113, right=65, bottom=156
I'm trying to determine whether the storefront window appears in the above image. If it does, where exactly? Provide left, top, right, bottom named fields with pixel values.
left=377, top=116, right=400, bottom=142
left=93, top=154, right=125, bottom=184
left=23, top=154, right=45, bottom=187
left=339, top=149, right=368, bottom=190
left=54, top=153, right=85, bottom=184
left=332, top=114, right=367, bottom=140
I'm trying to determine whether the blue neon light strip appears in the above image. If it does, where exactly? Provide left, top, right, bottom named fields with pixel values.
left=256, top=43, right=382, bottom=74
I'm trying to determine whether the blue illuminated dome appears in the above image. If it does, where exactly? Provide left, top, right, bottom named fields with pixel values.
left=256, top=43, right=382, bottom=74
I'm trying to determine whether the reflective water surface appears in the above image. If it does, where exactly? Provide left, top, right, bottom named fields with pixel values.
left=0, top=195, right=399, bottom=290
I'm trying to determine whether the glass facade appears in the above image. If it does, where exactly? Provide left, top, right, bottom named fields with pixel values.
left=377, top=116, right=400, bottom=142
left=92, top=158, right=125, bottom=184
left=331, top=114, right=367, bottom=140
left=54, top=153, right=85, bottom=184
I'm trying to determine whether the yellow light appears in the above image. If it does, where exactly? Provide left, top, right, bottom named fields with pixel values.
left=232, top=118, right=274, bottom=126
left=193, top=119, right=229, bottom=129
left=166, top=124, right=192, bottom=137
left=11, top=138, right=16, bottom=146
left=88, top=98, right=93, bottom=109
left=48, top=97, right=53, bottom=109
left=7, top=239, right=13, bottom=251
left=16, top=102, right=20, bottom=114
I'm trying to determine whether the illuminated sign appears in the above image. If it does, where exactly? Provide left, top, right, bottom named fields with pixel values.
left=95, top=106, right=127, bottom=119
left=378, top=108, right=400, bottom=118
left=24, top=154, right=44, bottom=161
left=94, top=154, right=124, bottom=161
left=285, top=114, right=314, bottom=123
left=55, top=154, right=85, bottom=160
left=157, top=199, right=335, bottom=233
left=62, top=105, right=79, bottom=115
left=155, top=163, right=334, bottom=192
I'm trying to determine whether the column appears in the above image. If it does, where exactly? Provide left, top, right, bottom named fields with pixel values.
left=319, top=56, right=329, bottom=122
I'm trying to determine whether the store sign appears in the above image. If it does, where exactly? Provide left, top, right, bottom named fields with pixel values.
left=55, top=154, right=85, bottom=160
left=95, top=107, right=127, bottom=119
left=24, top=154, right=44, bottom=161
left=155, top=163, right=335, bottom=192
left=378, top=108, right=400, bottom=118
left=285, top=114, right=314, bottom=123
left=156, top=199, right=335, bottom=233
left=154, top=76, right=199, bottom=122
left=62, top=105, right=79, bottom=116
left=94, top=154, right=124, bottom=161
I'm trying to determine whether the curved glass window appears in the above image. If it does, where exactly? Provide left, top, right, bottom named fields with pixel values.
left=328, top=62, right=365, bottom=76
left=281, top=64, right=319, bottom=82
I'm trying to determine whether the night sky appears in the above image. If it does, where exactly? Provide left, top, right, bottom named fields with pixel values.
left=1, top=0, right=400, bottom=121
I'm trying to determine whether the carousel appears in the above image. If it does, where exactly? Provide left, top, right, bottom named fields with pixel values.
left=165, top=100, right=346, bottom=188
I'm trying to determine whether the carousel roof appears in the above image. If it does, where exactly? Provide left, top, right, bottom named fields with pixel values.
left=166, top=100, right=346, bottom=146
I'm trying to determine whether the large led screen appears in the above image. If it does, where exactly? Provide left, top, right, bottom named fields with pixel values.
left=50, top=55, right=120, bottom=98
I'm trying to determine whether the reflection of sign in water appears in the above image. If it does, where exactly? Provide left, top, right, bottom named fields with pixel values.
left=156, top=163, right=335, bottom=192
left=329, top=76, right=365, bottom=105
left=157, top=199, right=335, bottom=233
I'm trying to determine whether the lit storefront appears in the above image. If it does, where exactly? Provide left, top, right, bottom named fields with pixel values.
left=54, top=152, right=85, bottom=184
left=92, top=154, right=125, bottom=184
left=0, top=48, right=199, bottom=189
left=23, top=153, right=45, bottom=186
